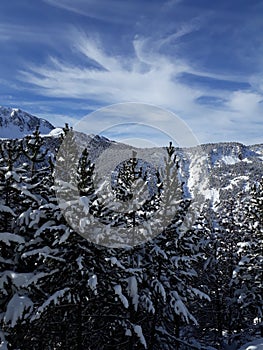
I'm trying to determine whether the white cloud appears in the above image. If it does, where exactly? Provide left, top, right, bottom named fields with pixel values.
left=227, top=90, right=263, bottom=114
left=19, top=30, right=263, bottom=145
left=20, top=31, right=202, bottom=111
left=42, top=0, right=159, bottom=23
left=0, top=22, right=68, bottom=47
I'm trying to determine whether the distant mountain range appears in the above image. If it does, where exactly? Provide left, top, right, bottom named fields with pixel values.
left=0, top=106, right=54, bottom=138
left=0, top=106, right=262, bottom=204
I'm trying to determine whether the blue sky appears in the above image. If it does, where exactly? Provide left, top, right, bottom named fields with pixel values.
left=0, top=0, right=263, bottom=146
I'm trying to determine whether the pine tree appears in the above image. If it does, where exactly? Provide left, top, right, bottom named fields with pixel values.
left=231, top=178, right=263, bottom=335
left=0, top=129, right=231, bottom=349
left=194, top=196, right=245, bottom=345
left=192, top=188, right=262, bottom=348
left=0, top=138, right=43, bottom=349
left=0, top=139, right=25, bottom=233
left=51, top=141, right=208, bottom=349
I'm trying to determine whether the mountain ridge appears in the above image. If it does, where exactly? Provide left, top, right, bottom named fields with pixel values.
left=0, top=106, right=262, bottom=204
left=0, top=106, right=54, bottom=139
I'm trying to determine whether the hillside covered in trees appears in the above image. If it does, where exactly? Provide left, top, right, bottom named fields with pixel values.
left=0, top=127, right=262, bottom=350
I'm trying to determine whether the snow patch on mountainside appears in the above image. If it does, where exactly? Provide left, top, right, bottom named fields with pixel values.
left=222, top=155, right=240, bottom=165
left=203, top=188, right=220, bottom=204
left=185, top=150, right=209, bottom=200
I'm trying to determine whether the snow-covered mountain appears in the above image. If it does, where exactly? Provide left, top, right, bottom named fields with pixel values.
left=1, top=107, right=262, bottom=350
left=180, top=142, right=263, bottom=203
left=0, top=106, right=262, bottom=203
left=61, top=132, right=262, bottom=205
left=0, top=106, right=54, bottom=138
left=86, top=139, right=262, bottom=193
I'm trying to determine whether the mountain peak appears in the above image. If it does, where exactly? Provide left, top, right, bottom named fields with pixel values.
left=0, top=106, right=54, bottom=139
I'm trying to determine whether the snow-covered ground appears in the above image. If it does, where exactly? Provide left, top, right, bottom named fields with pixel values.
left=238, top=338, right=263, bottom=350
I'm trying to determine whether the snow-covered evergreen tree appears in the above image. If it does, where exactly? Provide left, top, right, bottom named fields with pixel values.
left=48, top=140, right=209, bottom=349
left=193, top=196, right=245, bottom=345
left=2, top=124, right=261, bottom=349
left=0, top=138, right=41, bottom=349
left=231, top=178, right=263, bottom=335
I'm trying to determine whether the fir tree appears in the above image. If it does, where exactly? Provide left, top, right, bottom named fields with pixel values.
left=231, top=178, right=263, bottom=335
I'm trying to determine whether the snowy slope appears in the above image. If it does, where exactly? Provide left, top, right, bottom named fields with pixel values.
left=0, top=105, right=262, bottom=204
left=67, top=137, right=262, bottom=209
left=0, top=106, right=54, bottom=139
left=40, top=131, right=263, bottom=204
left=238, top=338, right=263, bottom=350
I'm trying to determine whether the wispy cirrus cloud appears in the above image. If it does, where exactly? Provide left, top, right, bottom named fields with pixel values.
left=0, top=0, right=262, bottom=146
left=19, top=30, right=202, bottom=110
left=18, top=27, right=263, bottom=145
left=42, top=0, right=159, bottom=23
